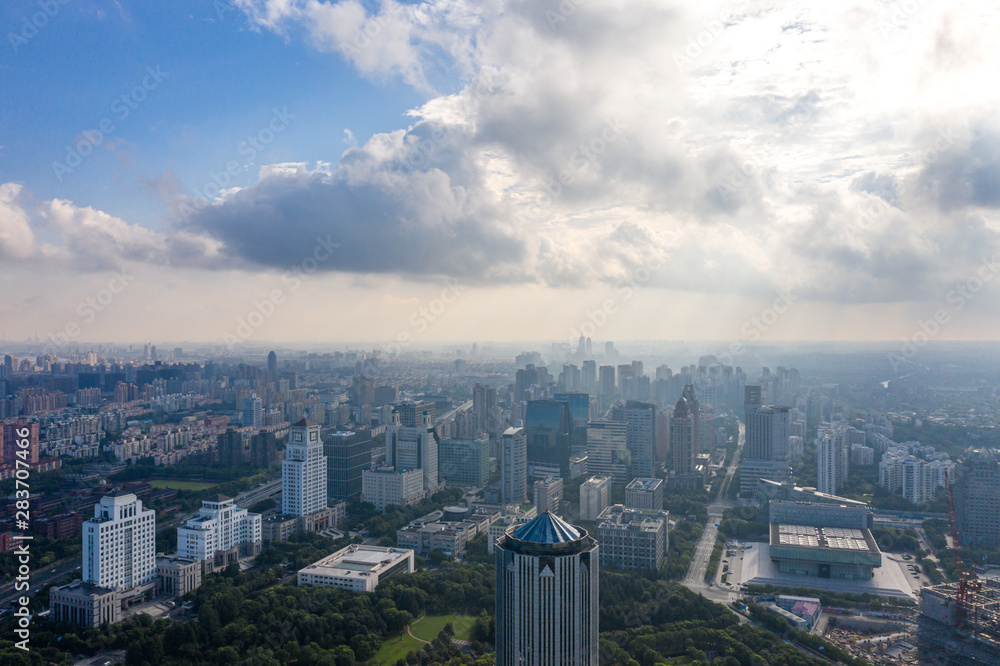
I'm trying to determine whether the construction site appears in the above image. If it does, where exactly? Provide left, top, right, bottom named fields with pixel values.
left=916, top=579, right=1000, bottom=664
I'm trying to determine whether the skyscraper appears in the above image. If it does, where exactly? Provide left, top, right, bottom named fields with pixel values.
left=740, top=405, right=791, bottom=496
left=501, top=426, right=528, bottom=504
left=581, top=360, right=597, bottom=391
left=241, top=392, right=263, bottom=428
left=525, top=399, right=572, bottom=477
left=217, top=428, right=249, bottom=467
left=586, top=420, right=629, bottom=482
left=495, top=512, right=599, bottom=665
left=351, top=374, right=375, bottom=405
left=612, top=401, right=657, bottom=478
left=325, top=430, right=373, bottom=502
left=670, top=396, right=695, bottom=476
left=439, top=436, right=490, bottom=487
left=598, top=365, right=616, bottom=401
left=83, top=493, right=156, bottom=591
left=267, top=350, right=277, bottom=377
left=554, top=392, right=591, bottom=457
left=473, top=383, right=501, bottom=440
left=282, top=420, right=327, bottom=516
left=386, top=404, right=439, bottom=492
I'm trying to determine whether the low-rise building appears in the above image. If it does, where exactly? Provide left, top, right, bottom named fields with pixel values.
left=50, top=580, right=120, bottom=628
left=361, top=465, right=424, bottom=510
left=625, top=477, right=663, bottom=511
left=261, top=504, right=343, bottom=545
left=298, top=545, right=414, bottom=592
left=177, top=495, right=262, bottom=573
left=395, top=505, right=497, bottom=556
left=596, top=504, right=669, bottom=571
left=156, top=555, right=202, bottom=597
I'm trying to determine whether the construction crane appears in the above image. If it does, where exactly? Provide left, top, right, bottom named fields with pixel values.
left=944, top=470, right=980, bottom=629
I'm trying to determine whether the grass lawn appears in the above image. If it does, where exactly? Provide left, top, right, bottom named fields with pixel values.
left=148, top=479, right=216, bottom=491
left=370, top=614, right=477, bottom=664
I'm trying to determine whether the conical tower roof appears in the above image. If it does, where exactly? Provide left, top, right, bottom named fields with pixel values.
left=512, top=511, right=581, bottom=544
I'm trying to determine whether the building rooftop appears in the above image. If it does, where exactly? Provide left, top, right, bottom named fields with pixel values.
left=299, top=545, right=413, bottom=582
left=770, top=523, right=879, bottom=554
left=512, top=511, right=580, bottom=544
left=204, top=493, right=233, bottom=503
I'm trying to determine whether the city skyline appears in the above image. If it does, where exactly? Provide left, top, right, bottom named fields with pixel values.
left=4, top=2, right=1000, bottom=345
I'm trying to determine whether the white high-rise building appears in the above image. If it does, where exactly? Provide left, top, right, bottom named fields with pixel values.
left=82, top=492, right=156, bottom=591
left=501, top=426, right=528, bottom=504
left=242, top=392, right=263, bottom=428
left=283, top=419, right=327, bottom=516
left=579, top=475, right=610, bottom=521
left=495, top=512, right=599, bottom=665
left=385, top=407, right=439, bottom=492
left=817, top=431, right=849, bottom=495
left=903, top=458, right=937, bottom=505
left=178, top=494, right=262, bottom=563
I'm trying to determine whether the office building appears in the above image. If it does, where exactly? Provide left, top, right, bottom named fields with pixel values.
left=156, top=555, right=202, bottom=597
left=534, top=476, right=564, bottom=514
left=495, top=512, right=599, bottom=665
left=501, top=426, right=528, bottom=504
left=625, top=477, right=663, bottom=511
left=282, top=419, right=327, bottom=516
left=598, top=365, right=616, bottom=401
left=362, top=465, right=425, bottom=510
left=386, top=404, right=439, bottom=492
left=50, top=580, right=121, bottom=628
left=580, top=475, right=610, bottom=521
left=582, top=360, right=597, bottom=391
left=82, top=493, right=156, bottom=592
left=954, top=448, right=1000, bottom=547
left=670, top=395, right=695, bottom=475
left=439, top=436, right=490, bottom=487
left=267, top=350, right=278, bottom=377
left=241, top=392, right=263, bottom=428
left=586, top=420, right=629, bottom=482
left=525, top=399, right=572, bottom=477
left=473, top=383, right=502, bottom=440
left=740, top=405, right=792, bottom=496
left=596, top=504, right=669, bottom=570
left=554, top=392, right=592, bottom=456
left=325, top=430, right=373, bottom=502
left=177, top=495, right=262, bottom=570
left=374, top=385, right=398, bottom=407
left=298, top=545, right=414, bottom=592
left=611, top=401, right=658, bottom=478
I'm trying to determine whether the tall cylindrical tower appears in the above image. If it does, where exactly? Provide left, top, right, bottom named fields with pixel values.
left=495, top=511, right=599, bottom=665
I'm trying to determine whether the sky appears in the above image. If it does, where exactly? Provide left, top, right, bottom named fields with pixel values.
left=3, top=0, right=1000, bottom=350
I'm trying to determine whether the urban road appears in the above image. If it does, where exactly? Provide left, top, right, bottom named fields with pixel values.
left=0, top=477, right=282, bottom=609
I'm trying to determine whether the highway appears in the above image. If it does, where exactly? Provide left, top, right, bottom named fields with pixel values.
left=435, top=399, right=472, bottom=425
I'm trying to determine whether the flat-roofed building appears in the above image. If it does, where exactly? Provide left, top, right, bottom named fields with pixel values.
left=533, top=476, right=563, bottom=514
left=156, top=555, right=202, bottom=597
left=297, top=545, right=414, bottom=592
left=596, top=504, right=669, bottom=570
left=362, top=465, right=425, bottom=510
left=625, top=477, right=663, bottom=511
left=579, top=475, right=609, bottom=521
left=50, top=580, right=120, bottom=628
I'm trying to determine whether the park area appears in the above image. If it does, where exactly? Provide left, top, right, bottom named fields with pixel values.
left=371, top=614, right=476, bottom=664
